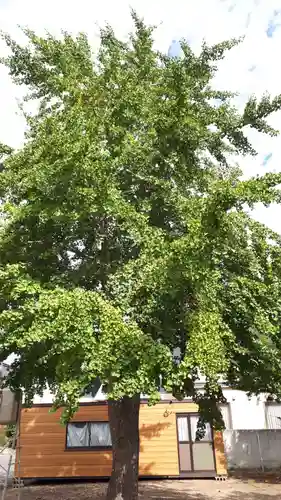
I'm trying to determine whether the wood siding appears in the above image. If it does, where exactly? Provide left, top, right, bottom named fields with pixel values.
left=16, top=402, right=227, bottom=479
left=213, top=431, right=227, bottom=476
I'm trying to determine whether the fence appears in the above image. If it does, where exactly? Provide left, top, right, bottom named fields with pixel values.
left=223, top=430, right=281, bottom=471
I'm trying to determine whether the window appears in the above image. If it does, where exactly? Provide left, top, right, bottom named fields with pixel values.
left=190, top=415, right=212, bottom=441
left=265, top=403, right=281, bottom=429
left=66, top=422, right=112, bottom=449
left=219, top=403, right=232, bottom=429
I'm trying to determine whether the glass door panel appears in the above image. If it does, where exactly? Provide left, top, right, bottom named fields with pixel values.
left=192, top=442, right=215, bottom=470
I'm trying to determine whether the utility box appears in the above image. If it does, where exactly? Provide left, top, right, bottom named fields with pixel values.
left=0, top=389, right=19, bottom=425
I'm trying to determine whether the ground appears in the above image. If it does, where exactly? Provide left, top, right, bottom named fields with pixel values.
left=4, top=479, right=281, bottom=499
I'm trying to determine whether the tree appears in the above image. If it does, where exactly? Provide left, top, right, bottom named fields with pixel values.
left=1, top=12, right=281, bottom=499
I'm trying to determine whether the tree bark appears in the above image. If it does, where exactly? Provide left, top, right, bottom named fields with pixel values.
left=106, top=394, right=140, bottom=500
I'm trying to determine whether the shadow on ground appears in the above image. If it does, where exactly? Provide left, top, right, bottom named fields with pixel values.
left=230, top=470, right=281, bottom=484
left=5, top=479, right=281, bottom=499
left=139, top=480, right=281, bottom=499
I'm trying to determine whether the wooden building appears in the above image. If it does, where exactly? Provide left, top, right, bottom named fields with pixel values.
left=16, top=400, right=227, bottom=480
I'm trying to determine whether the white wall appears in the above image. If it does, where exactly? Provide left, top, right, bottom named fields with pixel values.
left=222, top=389, right=267, bottom=430
left=32, top=386, right=106, bottom=404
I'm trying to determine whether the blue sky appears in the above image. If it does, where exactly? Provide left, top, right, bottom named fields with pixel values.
left=1, top=0, right=281, bottom=231
left=266, top=9, right=281, bottom=37
left=168, top=40, right=184, bottom=59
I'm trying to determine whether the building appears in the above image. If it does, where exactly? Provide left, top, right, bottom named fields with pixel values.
left=16, top=389, right=227, bottom=480
left=5, top=361, right=280, bottom=481
left=217, top=389, right=281, bottom=431
left=15, top=382, right=281, bottom=481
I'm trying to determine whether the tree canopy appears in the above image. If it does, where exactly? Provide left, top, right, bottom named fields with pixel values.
left=1, top=13, right=281, bottom=431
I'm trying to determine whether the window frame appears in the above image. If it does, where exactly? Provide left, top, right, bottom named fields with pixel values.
left=65, top=421, right=112, bottom=451
left=265, top=402, right=281, bottom=429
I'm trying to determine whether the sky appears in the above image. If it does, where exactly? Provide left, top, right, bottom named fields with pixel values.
left=0, top=0, right=281, bottom=231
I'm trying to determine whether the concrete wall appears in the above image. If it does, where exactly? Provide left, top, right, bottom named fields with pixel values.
left=0, top=449, right=15, bottom=483
left=224, top=430, right=281, bottom=470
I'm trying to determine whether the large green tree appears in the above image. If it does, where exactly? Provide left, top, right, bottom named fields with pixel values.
left=1, top=13, right=281, bottom=499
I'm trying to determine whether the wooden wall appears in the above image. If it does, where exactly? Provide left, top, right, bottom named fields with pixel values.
left=16, top=402, right=227, bottom=479
left=17, top=405, right=111, bottom=479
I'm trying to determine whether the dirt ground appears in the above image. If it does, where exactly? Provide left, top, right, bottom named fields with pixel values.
left=4, top=479, right=281, bottom=500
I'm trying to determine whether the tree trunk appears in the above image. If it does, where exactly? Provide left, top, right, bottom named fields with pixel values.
left=106, top=394, right=140, bottom=500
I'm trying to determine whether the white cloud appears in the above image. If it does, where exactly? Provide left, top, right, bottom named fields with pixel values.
left=0, top=0, right=281, bottom=230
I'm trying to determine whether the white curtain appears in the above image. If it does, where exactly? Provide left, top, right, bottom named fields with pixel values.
left=177, top=417, right=189, bottom=442
left=190, top=415, right=212, bottom=442
left=90, top=423, right=112, bottom=447
left=266, top=404, right=281, bottom=429
left=67, top=423, right=89, bottom=447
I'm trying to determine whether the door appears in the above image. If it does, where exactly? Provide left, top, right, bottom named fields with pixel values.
left=176, top=414, right=215, bottom=476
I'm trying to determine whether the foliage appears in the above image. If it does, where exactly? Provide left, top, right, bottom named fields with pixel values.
left=1, top=12, right=281, bottom=431
left=0, top=264, right=171, bottom=422
left=5, top=423, right=16, bottom=446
